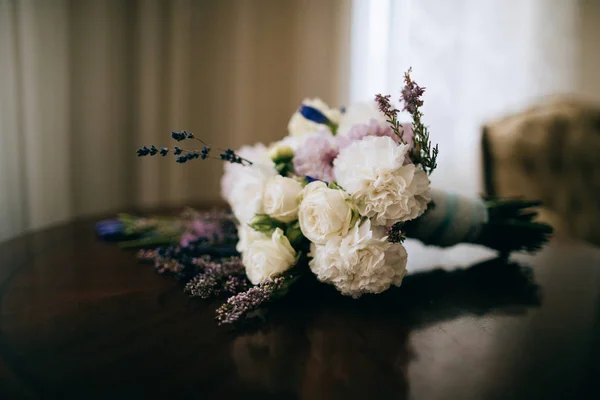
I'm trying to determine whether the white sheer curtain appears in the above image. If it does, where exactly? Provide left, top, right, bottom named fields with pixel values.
left=349, top=0, right=595, bottom=195
left=0, top=0, right=351, bottom=242
left=348, top=2, right=600, bottom=398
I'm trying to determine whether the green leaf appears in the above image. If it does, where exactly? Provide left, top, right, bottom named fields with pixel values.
left=275, top=161, right=294, bottom=176
left=328, top=122, right=339, bottom=136
left=248, top=214, right=285, bottom=233
left=285, top=222, right=305, bottom=249
left=327, top=181, right=344, bottom=191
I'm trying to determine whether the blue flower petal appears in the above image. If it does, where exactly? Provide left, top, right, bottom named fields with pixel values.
left=96, top=219, right=125, bottom=238
left=299, top=105, right=331, bottom=125
left=305, top=176, right=329, bottom=185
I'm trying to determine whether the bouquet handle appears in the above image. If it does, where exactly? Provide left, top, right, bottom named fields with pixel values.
left=406, top=189, right=553, bottom=254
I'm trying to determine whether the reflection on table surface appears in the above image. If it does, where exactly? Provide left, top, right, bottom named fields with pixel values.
left=0, top=219, right=599, bottom=399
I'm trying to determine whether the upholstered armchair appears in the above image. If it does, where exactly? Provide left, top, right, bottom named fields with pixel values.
left=482, top=97, right=600, bottom=246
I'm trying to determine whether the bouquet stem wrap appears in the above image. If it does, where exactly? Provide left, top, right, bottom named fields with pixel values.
left=406, top=190, right=552, bottom=253
left=408, top=189, right=488, bottom=248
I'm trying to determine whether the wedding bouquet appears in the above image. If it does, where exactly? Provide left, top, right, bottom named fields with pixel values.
left=123, top=69, right=552, bottom=325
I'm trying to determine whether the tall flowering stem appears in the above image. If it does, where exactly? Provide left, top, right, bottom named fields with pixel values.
left=375, top=68, right=438, bottom=174
left=374, top=94, right=407, bottom=145
left=401, top=68, right=438, bottom=174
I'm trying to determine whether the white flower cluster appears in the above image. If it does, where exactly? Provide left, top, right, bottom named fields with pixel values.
left=221, top=99, right=431, bottom=297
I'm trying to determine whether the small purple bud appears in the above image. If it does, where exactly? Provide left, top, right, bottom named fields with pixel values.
left=171, top=131, right=187, bottom=141
left=160, top=147, right=169, bottom=156
left=137, top=146, right=150, bottom=156
left=186, top=151, right=199, bottom=160
left=201, top=146, right=210, bottom=160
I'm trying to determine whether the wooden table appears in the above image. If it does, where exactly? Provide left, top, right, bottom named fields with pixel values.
left=1, top=217, right=599, bottom=399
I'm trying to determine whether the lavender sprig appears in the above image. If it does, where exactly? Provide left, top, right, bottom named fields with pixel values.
left=137, top=130, right=253, bottom=166
left=401, top=70, right=425, bottom=114
left=184, top=257, right=248, bottom=298
left=374, top=94, right=406, bottom=144
left=215, top=276, right=288, bottom=325
left=400, top=68, right=438, bottom=174
left=375, top=68, right=438, bottom=174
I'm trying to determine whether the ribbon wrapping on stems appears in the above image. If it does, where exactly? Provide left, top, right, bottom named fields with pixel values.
left=409, top=189, right=489, bottom=247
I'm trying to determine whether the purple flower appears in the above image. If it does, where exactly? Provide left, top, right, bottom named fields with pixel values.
left=179, top=211, right=237, bottom=248
left=374, top=94, right=398, bottom=118
left=292, top=132, right=339, bottom=182
left=184, top=257, right=248, bottom=299
left=337, top=119, right=397, bottom=149
left=215, top=276, right=287, bottom=325
left=401, top=69, right=425, bottom=114
left=336, top=120, right=415, bottom=164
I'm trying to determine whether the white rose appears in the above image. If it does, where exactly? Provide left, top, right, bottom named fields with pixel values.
left=337, top=101, right=388, bottom=136
left=308, top=219, right=408, bottom=298
left=236, top=224, right=268, bottom=254
left=221, top=143, right=272, bottom=203
left=333, top=136, right=430, bottom=225
left=228, top=163, right=278, bottom=224
left=297, top=181, right=356, bottom=245
left=243, top=228, right=297, bottom=285
left=263, top=176, right=304, bottom=223
left=287, top=98, right=341, bottom=137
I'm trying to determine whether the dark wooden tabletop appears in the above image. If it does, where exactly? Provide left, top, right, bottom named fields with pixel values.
left=1, top=217, right=599, bottom=399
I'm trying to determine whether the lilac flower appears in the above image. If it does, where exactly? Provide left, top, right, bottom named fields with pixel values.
left=292, top=132, right=339, bottom=182
left=215, top=276, right=287, bottom=325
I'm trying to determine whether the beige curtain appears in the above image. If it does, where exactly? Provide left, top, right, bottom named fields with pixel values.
left=0, top=0, right=352, bottom=241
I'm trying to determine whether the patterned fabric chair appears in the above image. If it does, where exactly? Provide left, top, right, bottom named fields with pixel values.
left=482, top=97, right=600, bottom=246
